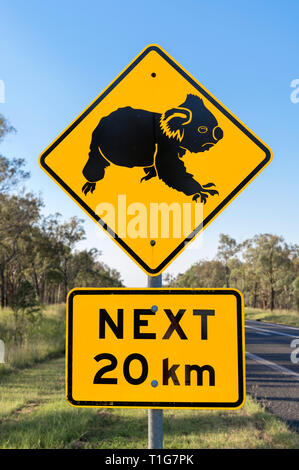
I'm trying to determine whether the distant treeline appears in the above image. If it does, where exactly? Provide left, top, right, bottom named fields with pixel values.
left=165, top=233, right=299, bottom=311
left=0, top=114, right=123, bottom=309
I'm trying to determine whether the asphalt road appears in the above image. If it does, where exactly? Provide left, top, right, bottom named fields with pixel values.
left=245, top=319, right=299, bottom=431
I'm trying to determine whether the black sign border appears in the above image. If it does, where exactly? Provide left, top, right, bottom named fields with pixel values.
left=40, top=45, right=271, bottom=275
left=67, top=288, right=245, bottom=409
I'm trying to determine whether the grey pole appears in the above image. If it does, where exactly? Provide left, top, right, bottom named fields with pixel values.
left=147, top=273, right=163, bottom=449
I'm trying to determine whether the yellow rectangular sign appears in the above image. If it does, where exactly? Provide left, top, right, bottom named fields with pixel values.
left=66, top=288, right=245, bottom=409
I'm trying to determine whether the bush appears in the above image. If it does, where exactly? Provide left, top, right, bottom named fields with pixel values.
left=10, top=281, right=42, bottom=345
left=0, top=303, right=65, bottom=376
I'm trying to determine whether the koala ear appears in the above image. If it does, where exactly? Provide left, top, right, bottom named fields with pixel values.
left=160, top=107, right=192, bottom=142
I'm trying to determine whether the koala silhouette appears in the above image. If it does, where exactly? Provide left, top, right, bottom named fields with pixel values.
left=82, top=94, right=223, bottom=203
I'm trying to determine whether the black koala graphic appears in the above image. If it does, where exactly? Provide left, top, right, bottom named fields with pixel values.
left=82, top=94, right=223, bottom=203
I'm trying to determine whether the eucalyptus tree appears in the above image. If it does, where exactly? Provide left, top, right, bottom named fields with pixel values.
left=241, top=234, right=292, bottom=311
left=216, top=234, right=239, bottom=287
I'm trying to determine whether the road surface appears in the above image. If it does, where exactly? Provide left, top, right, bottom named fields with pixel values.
left=245, top=319, right=299, bottom=431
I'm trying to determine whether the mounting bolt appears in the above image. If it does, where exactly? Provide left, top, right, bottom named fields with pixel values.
left=150, top=240, right=156, bottom=246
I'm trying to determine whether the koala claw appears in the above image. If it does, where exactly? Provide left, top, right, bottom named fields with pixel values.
left=82, top=182, right=96, bottom=195
left=192, top=193, right=208, bottom=204
left=192, top=184, right=219, bottom=204
left=206, top=189, right=219, bottom=196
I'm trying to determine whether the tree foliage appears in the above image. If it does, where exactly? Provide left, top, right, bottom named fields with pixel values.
left=10, top=280, right=42, bottom=345
left=0, top=114, right=15, bottom=143
left=167, top=233, right=299, bottom=311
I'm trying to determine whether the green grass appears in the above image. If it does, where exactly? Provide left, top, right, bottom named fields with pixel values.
left=0, top=304, right=298, bottom=448
left=0, top=303, right=65, bottom=377
left=245, top=307, right=299, bottom=327
left=0, top=356, right=298, bottom=449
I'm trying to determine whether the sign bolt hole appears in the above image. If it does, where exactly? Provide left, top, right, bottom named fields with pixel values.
left=151, top=305, right=158, bottom=313
left=150, top=240, right=156, bottom=246
left=151, top=380, right=158, bottom=387
left=151, top=72, right=156, bottom=77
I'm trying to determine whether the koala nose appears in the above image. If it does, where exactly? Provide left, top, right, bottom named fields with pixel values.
left=213, top=126, right=223, bottom=141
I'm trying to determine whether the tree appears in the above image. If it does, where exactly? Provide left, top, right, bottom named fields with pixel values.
left=17, top=222, right=59, bottom=304
left=164, top=233, right=299, bottom=311
left=0, top=192, right=42, bottom=307
left=53, top=216, right=86, bottom=299
left=216, top=234, right=239, bottom=287
left=0, top=114, right=29, bottom=193
left=0, top=114, right=33, bottom=307
left=292, top=277, right=299, bottom=310
left=167, top=260, right=226, bottom=288
left=10, top=280, right=42, bottom=345
left=69, top=248, right=123, bottom=288
left=0, top=156, right=30, bottom=193
left=0, top=114, right=14, bottom=143
left=242, top=234, right=291, bottom=311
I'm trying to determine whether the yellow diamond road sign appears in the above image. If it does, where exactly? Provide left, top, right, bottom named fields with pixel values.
left=66, top=288, right=245, bottom=409
left=39, top=44, right=272, bottom=275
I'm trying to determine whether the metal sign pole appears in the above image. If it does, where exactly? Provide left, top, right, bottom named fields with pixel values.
left=147, top=273, right=163, bottom=449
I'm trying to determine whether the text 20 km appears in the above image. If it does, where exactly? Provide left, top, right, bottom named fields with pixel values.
left=93, top=353, right=215, bottom=387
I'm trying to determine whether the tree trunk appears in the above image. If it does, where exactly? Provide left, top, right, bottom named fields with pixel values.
left=57, top=284, right=61, bottom=304
left=225, top=265, right=230, bottom=288
left=262, top=291, right=267, bottom=310
left=64, top=274, right=68, bottom=301
left=253, top=281, right=258, bottom=308
left=270, top=286, right=275, bottom=311
left=32, top=264, right=40, bottom=299
left=63, top=258, right=68, bottom=301
left=40, top=274, right=45, bottom=303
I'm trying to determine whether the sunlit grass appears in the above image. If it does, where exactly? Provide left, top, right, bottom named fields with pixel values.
left=245, top=307, right=299, bottom=327
left=0, top=357, right=298, bottom=449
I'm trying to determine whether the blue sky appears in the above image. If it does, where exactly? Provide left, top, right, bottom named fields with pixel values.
left=0, top=0, right=298, bottom=286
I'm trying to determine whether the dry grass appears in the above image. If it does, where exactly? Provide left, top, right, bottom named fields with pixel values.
left=245, top=307, right=299, bottom=327
left=0, top=303, right=65, bottom=376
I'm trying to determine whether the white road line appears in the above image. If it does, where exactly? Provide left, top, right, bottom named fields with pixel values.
left=245, top=325, right=299, bottom=338
left=245, top=326, right=270, bottom=336
left=245, top=351, right=299, bottom=379
left=247, top=321, right=299, bottom=332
